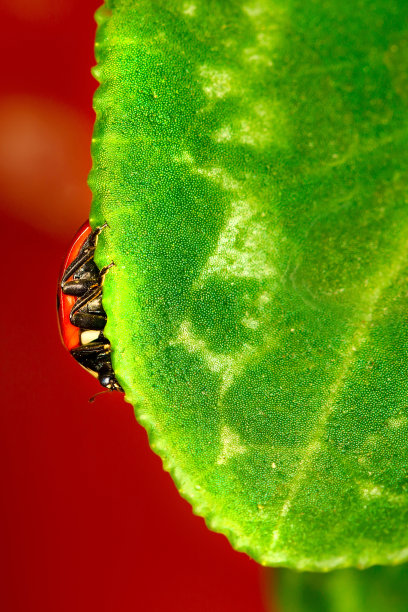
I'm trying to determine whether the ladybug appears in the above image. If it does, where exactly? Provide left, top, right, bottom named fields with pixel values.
left=57, top=221, right=123, bottom=392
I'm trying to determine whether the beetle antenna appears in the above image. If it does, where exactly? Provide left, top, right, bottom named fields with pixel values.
left=88, top=389, right=112, bottom=403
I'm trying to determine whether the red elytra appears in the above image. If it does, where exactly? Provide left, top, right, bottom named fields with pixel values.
left=57, top=221, right=92, bottom=351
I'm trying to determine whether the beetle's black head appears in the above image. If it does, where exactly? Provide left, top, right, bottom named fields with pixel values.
left=98, top=371, right=123, bottom=392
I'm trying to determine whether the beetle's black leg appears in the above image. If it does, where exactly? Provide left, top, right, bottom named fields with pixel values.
left=68, top=260, right=116, bottom=327
left=61, top=224, right=106, bottom=285
left=71, top=341, right=123, bottom=391
left=62, top=253, right=93, bottom=285
left=61, top=279, right=97, bottom=297
left=62, top=259, right=102, bottom=298
left=61, top=248, right=95, bottom=285
left=70, top=284, right=103, bottom=316
left=71, top=341, right=111, bottom=360
left=72, top=311, right=107, bottom=330
left=70, top=285, right=107, bottom=330
left=99, top=262, right=115, bottom=278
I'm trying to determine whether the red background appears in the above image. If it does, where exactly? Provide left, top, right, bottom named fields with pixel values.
left=0, top=1, right=272, bottom=610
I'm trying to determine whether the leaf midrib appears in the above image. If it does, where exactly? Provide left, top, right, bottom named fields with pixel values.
left=268, top=231, right=408, bottom=555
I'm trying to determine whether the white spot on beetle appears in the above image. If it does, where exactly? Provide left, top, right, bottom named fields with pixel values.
left=81, top=330, right=101, bottom=345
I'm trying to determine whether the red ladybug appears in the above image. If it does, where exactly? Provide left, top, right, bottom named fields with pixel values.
left=57, top=221, right=123, bottom=391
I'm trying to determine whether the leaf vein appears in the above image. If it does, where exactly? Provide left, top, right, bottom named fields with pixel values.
left=269, top=239, right=408, bottom=551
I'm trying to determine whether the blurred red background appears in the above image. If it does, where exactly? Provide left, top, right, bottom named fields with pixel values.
left=0, top=1, right=271, bottom=610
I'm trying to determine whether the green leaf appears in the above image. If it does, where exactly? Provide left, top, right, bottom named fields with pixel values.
left=274, top=565, right=408, bottom=612
left=89, top=0, right=408, bottom=569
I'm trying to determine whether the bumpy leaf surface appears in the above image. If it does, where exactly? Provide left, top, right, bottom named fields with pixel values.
left=89, top=0, right=408, bottom=569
